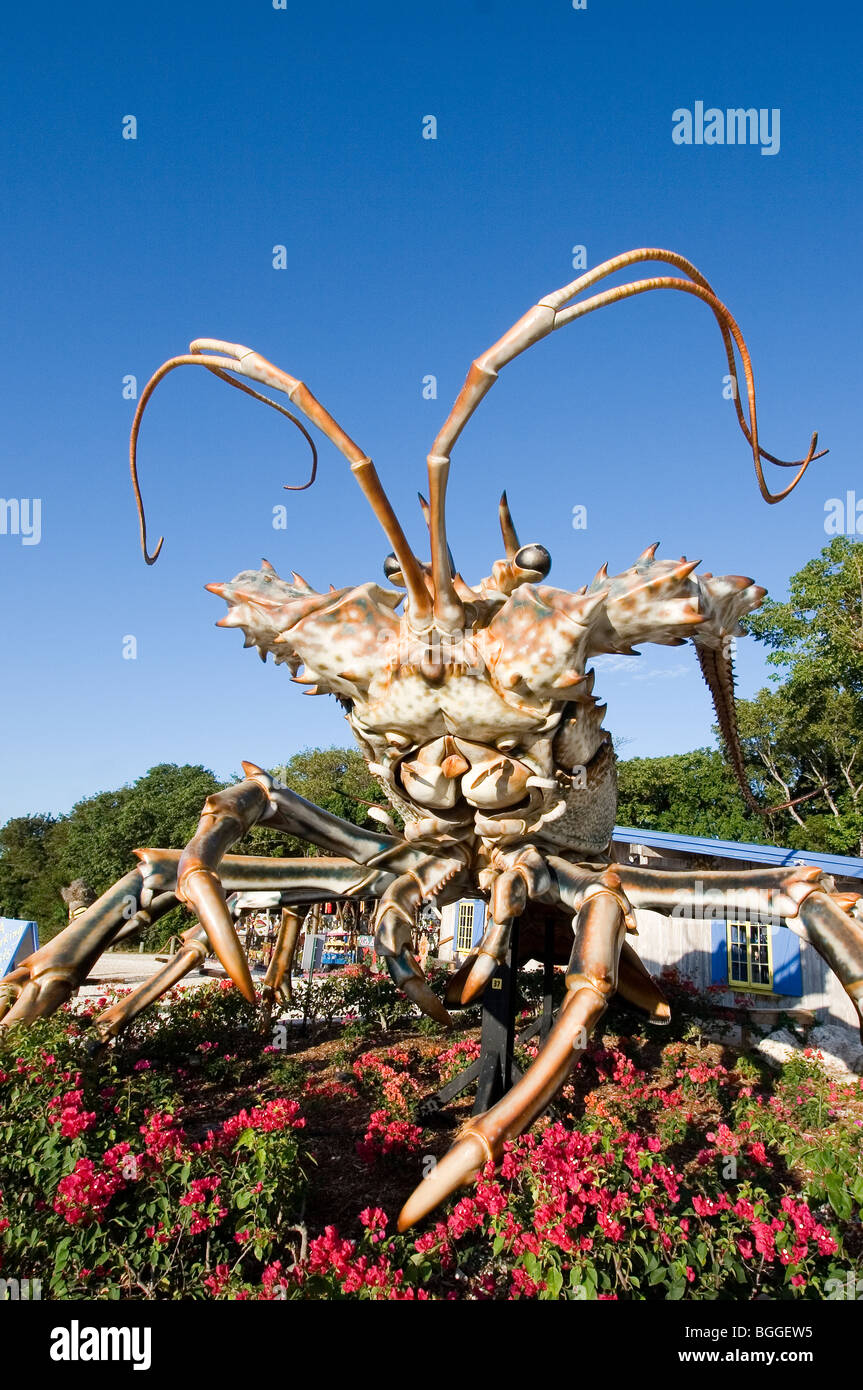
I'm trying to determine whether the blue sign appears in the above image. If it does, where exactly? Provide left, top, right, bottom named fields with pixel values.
left=0, top=918, right=38, bottom=976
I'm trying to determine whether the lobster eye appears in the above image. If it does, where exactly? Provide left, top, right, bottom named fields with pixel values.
left=383, top=553, right=405, bottom=584
left=515, top=544, right=551, bottom=578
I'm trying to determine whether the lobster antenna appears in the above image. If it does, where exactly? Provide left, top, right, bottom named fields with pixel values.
left=429, top=248, right=826, bottom=507
left=425, top=459, right=464, bottom=632
left=129, top=352, right=318, bottom=566
left=498, top=491, right=520, bottom=559
left=130, top=339, right=433, bottom=628
left=418, top=493, right=458, bottom=573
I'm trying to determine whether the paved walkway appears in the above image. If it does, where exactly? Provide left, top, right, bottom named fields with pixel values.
left=77, top=951, right=235, bottom=1001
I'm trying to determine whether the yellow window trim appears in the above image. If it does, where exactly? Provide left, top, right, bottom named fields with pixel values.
left=726, top=920, right=774, bottom=995
left=456, top=901, right=475, bottom=954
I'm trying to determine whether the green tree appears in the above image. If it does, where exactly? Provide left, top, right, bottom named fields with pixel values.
left=740, top=536, right=863, bottom=855
left=54, top=763, right=223, bottom=896
left=0, top=749, right=393, bottom=947
left=616, top=540, right=863, bottom=855
left=615, top=748, right=768, bottom=844
left=747, top=535, right=863, bottom=692
left=0, top=814, right=63, bottom=928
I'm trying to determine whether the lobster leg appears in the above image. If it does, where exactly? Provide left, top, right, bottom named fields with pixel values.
left=175, top=761, right=426, bottom=998
left=445, top=856, right=543, bottom=1006
left=263, top=906, right=302, bottom=1009
left=132, top=850, right=397, bottom=898
left=87, top=926, right=210, bottom=1046
left=616, top=864, right=863, bottom=1037
left=374, top=873, right=462, bottom=1027
left=88, top=859, right=393, bottom=1043
left=175, top=777, right=271, bottom=1001
left=110, top=891, right=179, bottom=944
left=445, top=915, right=515, bottom=1008
left=0, top=852, right=396, bottom=1033
left=447, top=854, right=644, bottom=1010
left=0, top=870, right=148, bottom=1028
left=91, top=906, right=303, bottom=1046
left=797, top=892, right=863, bottom=1033
left=399, top=886, right=627, bottom=1229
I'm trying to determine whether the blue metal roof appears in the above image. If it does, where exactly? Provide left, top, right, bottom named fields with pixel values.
left=613, top=826, right=863, bottom=880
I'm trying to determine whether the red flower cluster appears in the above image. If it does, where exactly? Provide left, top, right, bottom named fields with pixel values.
left=299, top=1224, right=428, bottom=1298
left=179, top=1175, right=227, bottom=1236
left=53, top=1157, right=125, bottom=1228
left=359, top=1207, right=388, bottom=1243
left=140, top=1110, right=186, bottom=1161
left=47, top=1087, right=97, bottom=1139
left=591, top=1045, right=644, bottom=1091
left=352, top=1050, right=422, bottom=1118
left=303, top=1078, right=357, bottom=1101
left=356, top=1110, right=423, bottom=1165
left=677, top=1060, right=728, bottom=1086
left=204, top=1263, right=232, bottom=1296
left=435, top=1039, right=482, bottom=1085
left=206, top=1097, right=305, bottom=1150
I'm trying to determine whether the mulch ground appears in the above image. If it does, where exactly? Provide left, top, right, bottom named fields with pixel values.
left=154, top=1011, right=863, bottom=1242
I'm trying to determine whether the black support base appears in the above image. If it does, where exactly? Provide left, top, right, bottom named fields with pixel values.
left=416, top=919, right=556, bottom=1122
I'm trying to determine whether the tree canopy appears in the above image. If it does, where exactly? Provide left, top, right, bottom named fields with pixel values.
left=617, top=538, right=863, bottom=855
left=0, top=750, right=385, bottom=943
left=738, top=537, right=863, bottom=854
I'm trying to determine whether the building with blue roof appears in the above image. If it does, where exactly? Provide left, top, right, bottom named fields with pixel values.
left=437, top=828, right=863, bottom=1042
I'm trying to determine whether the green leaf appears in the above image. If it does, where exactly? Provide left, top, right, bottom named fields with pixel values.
left=826, top=1176, right=853, bottom=1221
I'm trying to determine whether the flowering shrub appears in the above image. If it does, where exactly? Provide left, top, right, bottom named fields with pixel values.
left=286, top=964, right=414, bottom=1033
left=351, top=1047, right=423, bottom=1118
left=165, top=1106, right=855, bottom=1300
left=114, top=977, right=263, bottom=1069
left=435, top=1039, right=482, bottom=1086
left=249, top=1037, right=858, bottom=1301
left=356, top=1111, right=424, bottom=1166
left=291, top=962, right=462, bottom=1033
left=2, top=976, right=862, bottom=1300
left=0, top=993, right=310, bottom=1297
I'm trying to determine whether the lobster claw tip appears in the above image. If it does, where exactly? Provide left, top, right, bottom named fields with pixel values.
left=397, top=1131, right=489, bottom=1231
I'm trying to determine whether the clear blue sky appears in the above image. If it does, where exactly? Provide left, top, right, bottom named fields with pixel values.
left=1, top=0, right=860, bottom=824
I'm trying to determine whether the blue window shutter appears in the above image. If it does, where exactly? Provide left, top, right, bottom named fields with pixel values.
left=771, top=926, right=803, bottom=997
left=710, top=922, right=728, bottom=985
left=472, top=901, right=486, bottom=947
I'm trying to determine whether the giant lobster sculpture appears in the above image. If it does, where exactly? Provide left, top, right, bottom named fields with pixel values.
left=3, top=249, right=860, bottom=1232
